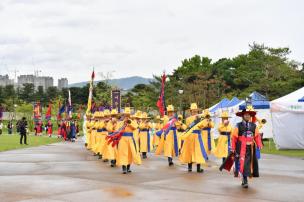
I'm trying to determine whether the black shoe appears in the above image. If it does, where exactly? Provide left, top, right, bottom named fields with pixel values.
left=110, top=160, right=116, bottom=167
left=242, top=177, right=249, bottom=188
left=242, top=182, right=249, bottom=188
left=188, top=163, right=192, bottom=172
left=168, top=157, right=174, bottom=166
left=122, top=166, right=127, bottom=174
left=127, top=165, right=132, bottom=173
left=98, top=155, right=102, bottom=159
left=142, top=153, right=147, bottom=159
left=103, top=159, right=109, bottom=162
left=197, top=164, right=204, bottom=173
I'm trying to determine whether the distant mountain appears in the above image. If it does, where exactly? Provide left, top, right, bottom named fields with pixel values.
left=69, top=76, right=154, bottom=90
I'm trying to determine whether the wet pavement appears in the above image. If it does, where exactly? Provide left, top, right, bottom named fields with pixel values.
left=0, top=141, right=303, bottom=202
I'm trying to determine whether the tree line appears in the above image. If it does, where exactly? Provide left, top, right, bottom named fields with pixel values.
left=0, top=43, right=303, bottom=115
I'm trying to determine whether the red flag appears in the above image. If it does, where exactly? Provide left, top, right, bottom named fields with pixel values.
left=45, top=103, right=52, bottom=120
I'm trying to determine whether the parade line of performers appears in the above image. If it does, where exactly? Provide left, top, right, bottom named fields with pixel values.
left=33, top=119, right=80, bottom=142
left=84, top=103, right=263, bottom=189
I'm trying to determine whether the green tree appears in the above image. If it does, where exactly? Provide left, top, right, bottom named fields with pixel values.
left=19, top=84, right=35, bottom=103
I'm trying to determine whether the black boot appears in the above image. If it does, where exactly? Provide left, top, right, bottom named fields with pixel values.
left=197, top=164, right=204, bottom=173
left=127, top=164, right=132, bottom=173
left=122, top=165, right=127, bottom=174
left=142, top=152, right=147, bottom=159
left=110, top=160, right=116, bottom=167
left=242, top=176, right=248, bottom=188
left=188, top=163, right=192, bottom=172
left=168, top=157, right=174, bottom=166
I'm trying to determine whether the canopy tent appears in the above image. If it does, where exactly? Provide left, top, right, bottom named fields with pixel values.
left=209, top=98, right=230, bottom=113
left=239, top=91, right=270, bottom=109
left=270, top=87, right=304, bottom=149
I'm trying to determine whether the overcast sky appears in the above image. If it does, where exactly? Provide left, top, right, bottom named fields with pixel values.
left=0, top=0, right=303, bottom=84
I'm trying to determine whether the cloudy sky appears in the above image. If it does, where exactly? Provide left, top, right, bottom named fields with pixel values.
left=0, top=0, right=303, bottom=84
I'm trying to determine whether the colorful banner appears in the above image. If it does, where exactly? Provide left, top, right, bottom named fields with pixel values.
left=33, top=101, right=42, bottom=121
left=86, top=69, right=95, bottom=115
left=45, top=103, right=52, bottom=120
left=111, top=90, right=121, bottom=112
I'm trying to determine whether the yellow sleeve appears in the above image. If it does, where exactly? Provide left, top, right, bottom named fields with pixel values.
left=182, top=123, right=187, bottom=130
left=197, top=119, right=207, bottom=129
left=218, top=123, right=224, bottom=133
left=106, top=122, right=113, bottom=132
left=128, top=120, right=138, bottom=130
left=139, top=122, right=145, bottom=130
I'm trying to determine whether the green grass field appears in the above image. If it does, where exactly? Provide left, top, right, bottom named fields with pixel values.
left=0, top=133, right=62, bottom=152
left=261, top=139, right=304, bottom=158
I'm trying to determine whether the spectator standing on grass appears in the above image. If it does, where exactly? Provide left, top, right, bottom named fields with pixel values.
left=0, top=120, right=3, bottom=135
left=19, top=117, right=28, bottom=145
left=7, top=120, right=13, bottom=135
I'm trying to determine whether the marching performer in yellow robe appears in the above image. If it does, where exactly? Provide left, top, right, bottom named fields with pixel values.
left=131, top=110, right=142, bottom=148
left=153, top=116, right=163, bottom=148
left=199, top=109, right=215, bottom=156
left=92, top=112, right=105, bottom=158
left=138, top=112, right=152, bottom=159
left=104, top=109, right=118, bottom=167
left=85, top=113, right=93, bottom=149
left=179, top=103, right=206, bottom=173
left=155, top=105, right=179, bottom=166
left=213, top=111, right=233, bottom=163
left=88, top=112, right=98, bottom=151
left=176, top=114, right=187, bottom=150
left=116, top=109, right=141, bottom=174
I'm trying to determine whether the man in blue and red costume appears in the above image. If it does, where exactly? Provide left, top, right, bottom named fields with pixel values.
left=231, top=108, right=263, bottom=188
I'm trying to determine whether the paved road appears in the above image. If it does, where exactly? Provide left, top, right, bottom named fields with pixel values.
left=0, top=141, right=303, bottom=202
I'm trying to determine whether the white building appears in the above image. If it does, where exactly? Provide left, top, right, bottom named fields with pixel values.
left=17, top=75, right=54, bottom=90
left=0, top=75, right=14, bottom=87
left=58, top=78, right=68, bottom=90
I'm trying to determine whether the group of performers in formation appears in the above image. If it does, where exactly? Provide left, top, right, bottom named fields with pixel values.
left=34, top=119, right=79, bottom=142
left=84, top=103, right=263, bottom=188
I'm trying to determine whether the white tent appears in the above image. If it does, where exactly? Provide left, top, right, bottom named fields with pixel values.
left=209, top=97, right=244, bottom=138
left=270, top=87, right=304, bottom=149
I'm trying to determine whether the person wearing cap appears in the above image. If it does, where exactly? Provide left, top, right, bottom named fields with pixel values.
left=89, top=112, right=99, bottom=151
left=85, top=113, right=93, bottom=148
left=198, top=109, right=215, bottom=156
left=46, top=120, right=53, bottom=138
left=92, top=112, right=106, bottom=158
left=132, top=110, right=142, bottom=148
left=116, top=108, right=141, bottom=174
left=138, top=112, right=152, bottom=159
left=213, top=111, right=233, bottom=163
left=104, top=109, right=119, bottom=167
left=231, top=108, right=263, bottom=188
left=153, top=115, right=163, bottom=148
left=155, top=105, right=179, bottom=166
left=179, top=103, right=207, bottom=173
left=175, top=114, right=187, bottom=150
